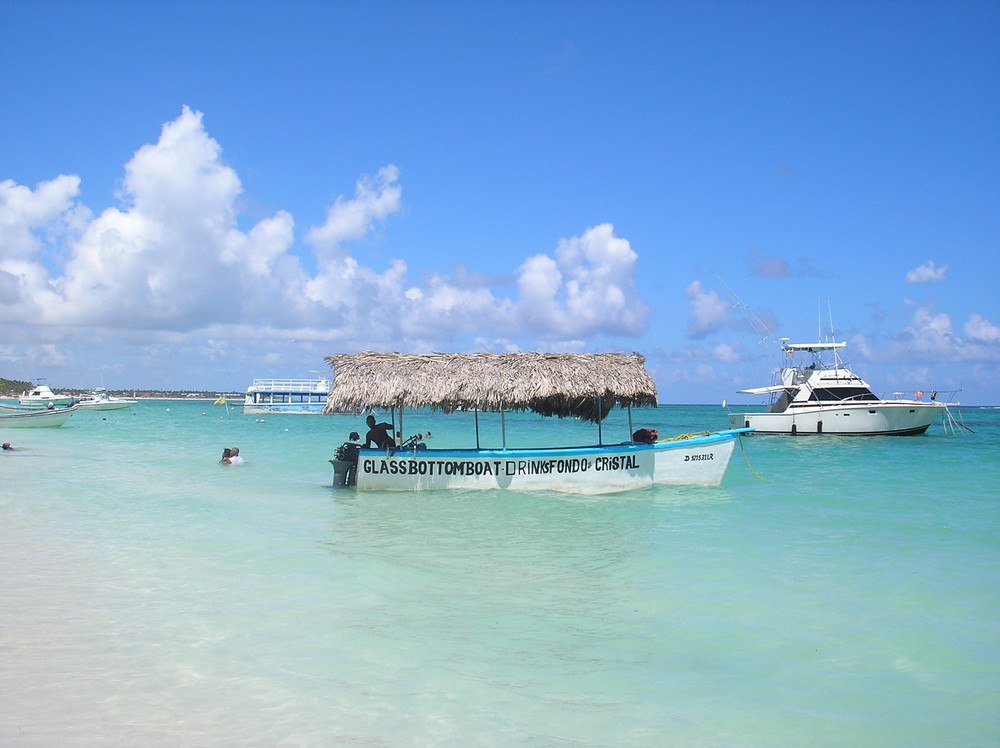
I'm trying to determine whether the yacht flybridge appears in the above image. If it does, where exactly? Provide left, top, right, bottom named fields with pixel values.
left=728, top=339, right=956, bottom=436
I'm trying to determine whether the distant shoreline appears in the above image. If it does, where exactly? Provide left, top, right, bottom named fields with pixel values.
left=0, top=393, right=243, bottom=403
left=133, top=396, right=242, bottom=402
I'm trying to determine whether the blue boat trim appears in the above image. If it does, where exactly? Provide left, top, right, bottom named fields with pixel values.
left=361, top=428, right=752, bottom=459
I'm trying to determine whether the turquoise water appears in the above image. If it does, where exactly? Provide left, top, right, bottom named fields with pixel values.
left=2, top=401, right=998, bottom=746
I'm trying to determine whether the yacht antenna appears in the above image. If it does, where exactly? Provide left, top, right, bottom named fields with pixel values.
left=710, top=270, right=785, bottom=370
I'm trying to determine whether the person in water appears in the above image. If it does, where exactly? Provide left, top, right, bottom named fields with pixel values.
left=364, top=415, right=396, bottom=449
left=220, top=447, right=232, bottom=464
left=229, top=447, right=245, bottom=465
left=2, top=442, right=13, bottom=451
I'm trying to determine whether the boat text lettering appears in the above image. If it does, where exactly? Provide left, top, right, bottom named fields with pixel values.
left=361, top=454, right=641, bottom=477
left=594, top=455, right=639, bottom=471
left=684, top=453, right=714, bottom=462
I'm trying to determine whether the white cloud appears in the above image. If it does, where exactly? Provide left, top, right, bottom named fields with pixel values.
left=849, top=333, right=874, bottom=359
left=546, top=223, right=648, bottom=337
left=891, top=307, right=1000, bottom=362
left=0, top=108, right=653, bottom=383
left=711, top=342, right=742, bottom=363
left=684, top=280, right=732, bottom=339
left=397, top=222, right=650, bottom=342
left=0, top=174, right=87, bottom=258
left=305, top=165, right=401, bottom=260
left=965, top=314, right=1000, bottom=343
left=905, top=260, right=947, bottom=283
left=896, top=307, right=957, bottom=358
left=0, top=174, right=89, bottom=316
left=404, top=272, right=506, bottom=335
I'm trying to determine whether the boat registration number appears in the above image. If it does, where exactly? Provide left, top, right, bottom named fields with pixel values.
left=684, top=453, right=714, bottom=462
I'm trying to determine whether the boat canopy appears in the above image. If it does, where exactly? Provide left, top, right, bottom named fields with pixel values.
left=322, top=351, right=658, bottom=423
left=782, top=342, right=847, bottom=353
left=738, top=384, right=792, bottom=395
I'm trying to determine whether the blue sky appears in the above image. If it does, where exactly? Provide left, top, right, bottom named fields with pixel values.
left=2, top=0, right=998, bottom=404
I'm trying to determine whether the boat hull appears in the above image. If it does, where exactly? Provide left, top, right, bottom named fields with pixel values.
left=242, top=403, right=327, bottom=415
left=728, top=402, right=945, bottom=436
left=17, top=396, right=76, bottom=408
left=348, top=430, right=747, bottom=494
left=75, top=399, right=135, bottom=411
left=0, top=405, right=77, bottom=427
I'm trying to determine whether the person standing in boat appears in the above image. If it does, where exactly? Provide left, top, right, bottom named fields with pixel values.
left=364, top=415, right=396, bottom=449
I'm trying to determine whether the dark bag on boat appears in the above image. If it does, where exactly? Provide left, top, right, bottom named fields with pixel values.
left=335, top=442, right=360, bottom=462
left=632, top=428, right=659, bottom=444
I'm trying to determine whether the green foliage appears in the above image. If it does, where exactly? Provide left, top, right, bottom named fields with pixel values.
left=1, top=378, right=32, bottom=396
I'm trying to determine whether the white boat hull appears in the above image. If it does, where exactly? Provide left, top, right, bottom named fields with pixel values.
left=348, top=430, right=746, bottom=494
left=728, top=402, right=945, bottom=436
left=75, top=399, right=135, bottom=411
left=0, top=405, right=77, bottom=427
left=242, top=403, right=326, bottom=415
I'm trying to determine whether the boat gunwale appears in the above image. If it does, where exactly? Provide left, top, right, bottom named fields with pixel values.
left=357, top=428, right=751, bottom=460
left=0, top=402, right=79, bottom=413
left=781, top=399, right=950, bottom=411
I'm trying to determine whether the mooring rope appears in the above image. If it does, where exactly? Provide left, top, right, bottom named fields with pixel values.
left=659, top=431, right=710, bottom=442
left=738, top=435, right=764, bottom=481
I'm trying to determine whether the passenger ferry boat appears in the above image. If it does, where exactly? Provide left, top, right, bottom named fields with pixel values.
left=242, top=377, right=331, bottom=414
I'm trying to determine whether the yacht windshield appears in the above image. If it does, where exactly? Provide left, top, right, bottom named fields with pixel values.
left=808, top=387, right=878, bottom=402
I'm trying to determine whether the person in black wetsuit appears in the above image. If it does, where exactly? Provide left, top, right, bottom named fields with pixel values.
left=364, top=415, right=396, bottom=449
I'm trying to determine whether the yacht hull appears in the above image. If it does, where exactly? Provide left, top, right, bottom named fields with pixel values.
left=728, top=402, right=945, bottom=435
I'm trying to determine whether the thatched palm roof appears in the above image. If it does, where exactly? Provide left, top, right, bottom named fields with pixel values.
left=322, top=352, right=658, bottom=422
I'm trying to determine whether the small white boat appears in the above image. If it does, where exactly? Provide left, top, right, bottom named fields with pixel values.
left=243, top=376, right=331, bottom=414
left=0, top=403, right=77, bottom=427
left=74, top=388, right=136, bottom=411
left=728, top=339, right=955, bottom=436
left=18, top=381, right=75, bottom=408
left=324, top=352, right=751, bottom=494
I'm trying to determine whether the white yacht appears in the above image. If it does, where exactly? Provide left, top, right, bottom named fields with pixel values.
left=18, top=381, right=76, bottom=408
left=74, top=388, right=137, bottom=411
left=728, top=339, right=953, bottom=436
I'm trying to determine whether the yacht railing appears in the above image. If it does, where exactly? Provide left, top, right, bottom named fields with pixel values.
left=248, top=378, right=330, bottom=393
left=871, top=388, right=962, bottom=404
